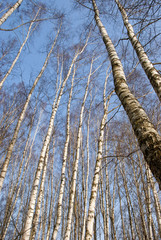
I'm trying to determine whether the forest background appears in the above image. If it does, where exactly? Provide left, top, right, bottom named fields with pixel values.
left=0, top=0, right=161, bottom=239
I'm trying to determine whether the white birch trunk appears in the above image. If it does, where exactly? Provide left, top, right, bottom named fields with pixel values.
left=135, top=148, right=154, bottom=239
left=85, top=70, right=112, bottom=239
left=12, top=173, right=27, bottom=239
left=145, top=162, right=153, bottom=240
left=46, top=183, right=53, bottom=240
left=0, top=0, right=23, bottom=26
left=116, top=165, right=126, bottom=239
left=92, top=0, right=161, bottom=189
left=105, top=166, right=109, bottom=240
left=105, top=132, right=109, bottom=240
left=64, top=58, right=93, bottom=240
left=115, top=0, right=161, bottom=102
left=0, top=9, right=40, bottom=90
left=119, top=159, right=135, bottom=240
left=81, top=102, right=91, bottom=240
left=110, top=169, right=117, bottom=240
left=0, top=25, right=61, bottom=192
left=30, top=145, right=49, bottom=240
left=42, top=175, right=50, bottom=240
left=148, top=166, right=161, bottom=237
left=46, top=151, right=54, bottom=240
left=51, top=66, right=75, bottom=240
left=131, top=157, right=149, bottom=239
left=99, top=169, right=108, bottom=240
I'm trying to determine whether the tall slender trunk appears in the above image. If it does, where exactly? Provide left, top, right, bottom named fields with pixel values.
left=119, top=159, right=135, bottom=240
left=29, top=144, right=49, bottom=240
left=81, top=99, right=92, bottom=240
left=105, top=132, right=109, bottom=240
left=12, top=172, right=27, bottom=239
left=52, top=66, right=75, bottom=240
left=92, top=0, right=161, bottom=189
left=42, top=174, right=50, bottom=240
left=64, top=58, right=92, bottom=240
left=131, top=156, right=149, bottom=239
left=0, top=0, right=23, bottom=26
left=0, top=25, right=61, bottom=192
left=94, top=215, right=97, bottom=240
left=149, top=169, right=161, bottom=237
left=46, top=151, right=54, bottom=240
left=85, top=70, right=112, bottom=239
left=109, top=169, right=117, bottom=240
left=74, top=191, right=78, bottom=240
left=116, top=165, right=127, bottom=239
left=99, top=168, right=108, bottom=240
left=145, top=162, right=153, bottom=240
left=115, top=0, right=161, bottom=102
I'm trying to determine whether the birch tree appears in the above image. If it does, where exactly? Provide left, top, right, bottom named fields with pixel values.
left=115, top=0, right=161, bottom=102
left=30, top=144, right=50, bottom=240
left=81, top=97, right=92, bottom=240
left=0, top=0, right=23, bottom=26
left=64, top=56, right=93, bottom=240
left=1, top=1, right=161, bottom=239
left=85, top=68, right=113, bottom=239
left=51, top=66, right=75, bottom=240
left=91, top=0, right=161, bottom=189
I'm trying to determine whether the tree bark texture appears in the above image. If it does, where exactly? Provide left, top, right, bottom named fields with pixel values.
left=0, top=0, right=23, bottom=26
left=92, top=0, right=161, bottom=190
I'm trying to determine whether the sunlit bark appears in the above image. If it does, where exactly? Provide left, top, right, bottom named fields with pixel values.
left=119, top=159, right=135, bottom=240
left=64, top=57, right=92, bottom=240
left=30, top=144, right=49, bottom=240
left=85, top=69, right=112, bottom=239
left=81, top=99, right=92, bottom=240
left=150, top=173, right=161, bottom=237
left=0, top=0, right=23, bottom=26
left=105, top=133, right=109, bottom=240
left=116, top=165, right=127, bottom=239
left=92, top=0, right=161, bottom=189
left=109, top=169, right=117, bottom=240
left=131, top=156, right=149, bottom=239
left=52, top=66, right=75, bottom=240
left=145, top=162, right=153, bottom=240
